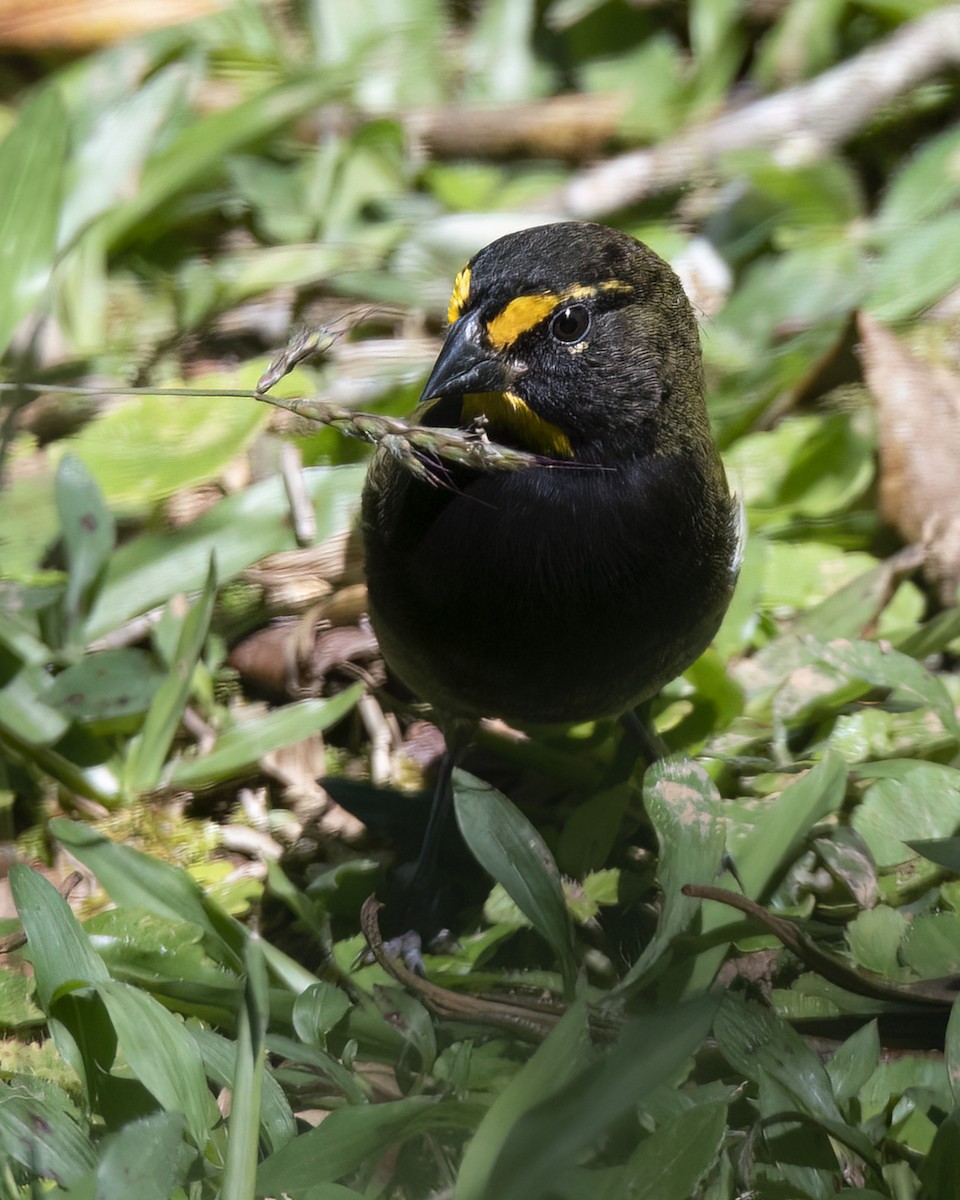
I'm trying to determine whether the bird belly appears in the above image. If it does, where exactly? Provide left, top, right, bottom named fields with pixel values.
left=363, top=458, right=737, bottom=726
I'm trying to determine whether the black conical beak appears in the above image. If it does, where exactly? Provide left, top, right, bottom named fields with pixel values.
left=420, top=313, right=518, bottom=402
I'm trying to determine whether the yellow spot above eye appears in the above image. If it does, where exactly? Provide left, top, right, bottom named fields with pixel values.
left=486, top=293, right=559, bottom=350
left=447, top=266, right=472, bottom=325
left=461, top=391, right=572, bottom=459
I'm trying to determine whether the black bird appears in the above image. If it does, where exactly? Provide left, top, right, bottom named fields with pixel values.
left=361, top=221, right=741, bottom=938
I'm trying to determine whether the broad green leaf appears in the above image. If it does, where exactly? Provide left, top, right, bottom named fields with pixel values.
left=50, top=816, right=245, bottom=968
left=63, top=376, right=269, bottom=512
left=0, top=1085, right=95, bottom=1186
left=190, top=1026, right=297, bottom=1154
left=908, top=838, right=960, bottom=874
left=456, top=1002, right=591, bottom=1200
left=846, top=905, right=909, bottom=978
left=256, top=1096, right=480, bottom=1193
left=556, top=786, right=627, bottom=877
left=808, top=637, right=960, bottom=740
left=625, top=1100, right=728, bottom=1200
left=484, top=995, right=719, bottom=1200
left=947, top=998, right=960, bottom=1107
left=728, top=412, right=873, bottom=526
left=454, top=769, right=576, bottom=993
left=0, top=87, right=66, bottom=354
left=292, top=981, right=352, bottom=1047
left=42, top=647, right=165, bottom=726
left=616, top=757, right=725, bottom=996
left=826, top=1021, right=880, bottom=1105
left=9, top=863, right=109, bottom=1011
left=877, top=124, right=960, bottom=234
left=123, top=556, right=217, bottom=795
left=867, top=210, right=960, bottom=322
left=102, top=72, right=357, bottom=247
left=93, top=1111, right=190, bottom=1200
left=54, top=455, right=116, bottom=636
left=918, top=1106, right=960, bottom=1200
left=96, top=980, right=212, bottom=1146
left=730, top=750, right=848, bottom=899
left=853, top=765, right=960, bottom=868
left=82, top=465, right=365, bottom=642
left=169, top=684, right=363, bottom=789
left=60, top=64, right=187, bottom=247
left=0, top=659, right=70, bottom=746
left=715, top=994, right=842, bottom=1123
left=901, top=913, right=960, bottom=979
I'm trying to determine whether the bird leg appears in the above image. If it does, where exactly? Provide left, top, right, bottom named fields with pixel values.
left=381, top=718, right=476, bottom=972
left=620, top=703, right=667, bottom=764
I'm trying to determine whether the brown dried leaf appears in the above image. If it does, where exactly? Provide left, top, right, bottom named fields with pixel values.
left=859, top=312, right=960, bottom=604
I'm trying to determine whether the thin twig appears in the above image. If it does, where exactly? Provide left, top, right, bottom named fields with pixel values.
left=683, top=884, right=958, bottom=1007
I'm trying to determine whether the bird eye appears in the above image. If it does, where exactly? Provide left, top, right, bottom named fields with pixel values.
left=550, top=304, right=590, bottom=344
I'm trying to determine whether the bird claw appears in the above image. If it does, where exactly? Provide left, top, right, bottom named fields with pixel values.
left=382, top=930, right=427, bottom=975
left=378, top=927, right=459, bottom=975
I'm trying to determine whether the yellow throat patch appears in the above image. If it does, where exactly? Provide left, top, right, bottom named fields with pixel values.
left=461, top=391, right=572, bottom=459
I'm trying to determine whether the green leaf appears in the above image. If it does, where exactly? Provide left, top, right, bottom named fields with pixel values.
left=0, top=1084, right=96, bottom=1186
left=483, top=995, right=719, bottom=1200
left=877, top=123, right=960, bottom=234
left=454, top=769, right=576, bottom=993
left=169, top=685, right=363, bottom=789
left=901, top=913, right=960, bottom=979
left=455, top=1002, right=592, bottom=1200
left=292, top=982, right=352, bottom=1048
left=82, top=465, right=364, bottom=642
left=853, top=765, right=960, bottom=868
left=808, top=637, right=960, bottom=740
left=715, top=994, right=842, bottom=1123
left=825, top=1021, right=880, bottom=1105
left=9, top=863, right=109, bottom=1012
left=50, top=816, right=244, bottom=968
left=62, top=377, right=269, bottom=512
left=43, top=648, right=165, bottom=727
left=0, top=658, right=70, bottom=746
left=96, top=979, right=212, bottom=1145
left=190, top=1026, right=296, bottom=1155
left=947, top=998, right=960, bottom=1108
left=93, top=1111, right=191, bottom=1200
left=731, top=751, right=848, bottom=898
left=54, top=455, right=116, bottom=636
left=123, top=556, right=217, bottom=795
left=908, top=838, right=960, bottom=874
left=256, top=1096, right=479, bottom=1193
left=0, top=87, right=66, bottom=354
left=625, top=1100, right=728, bottom=1200
left=223, top=935, right=268, bottom=1200
left=919, top=1106, right=960, bottom=1200
left=617, top=757, right=725, bottom=996
left=102, top=73, right=357, bottom=248
left=867, top=211, right=960, bottom=322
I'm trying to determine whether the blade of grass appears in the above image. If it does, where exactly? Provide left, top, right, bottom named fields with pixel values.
left=222, top=935, right=268, bottom=1200
left=123, top=555, right=217, bottom=796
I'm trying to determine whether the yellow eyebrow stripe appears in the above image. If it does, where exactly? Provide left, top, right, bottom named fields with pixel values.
left=447, top=266, right=472, bottom=324
left=483, top=281, right=632, bottom=350
left=485, top=293, right=559, bottom=350
left=461, top=391, right=573, bottom=458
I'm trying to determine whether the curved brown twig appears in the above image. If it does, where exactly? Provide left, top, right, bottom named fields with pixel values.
left=683, top=883, right=958, bottom=1008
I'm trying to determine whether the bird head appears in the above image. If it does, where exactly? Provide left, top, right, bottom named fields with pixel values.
left=418, top=222, right=709, bottom=463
